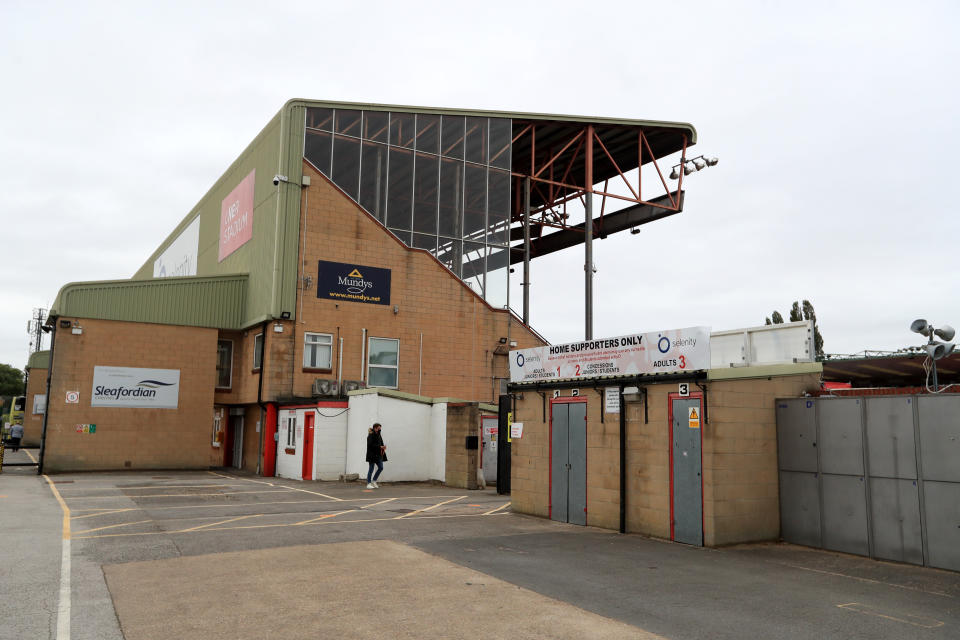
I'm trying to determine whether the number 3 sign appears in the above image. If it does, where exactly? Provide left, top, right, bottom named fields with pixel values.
left=678, top=383, right=690, bottom=397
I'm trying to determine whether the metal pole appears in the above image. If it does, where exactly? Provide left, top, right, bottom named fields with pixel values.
left=584, top=125, right=594, bottom=340
left=523, top=177, right=531, bottom=325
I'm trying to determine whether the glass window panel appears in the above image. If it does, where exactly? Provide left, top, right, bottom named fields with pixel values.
left=216, top=340, right=233, bottom=388
left=386, top=147, right=413, bottom=230
left=464, top=116, right=487, bottom=164
left=437, top=238, right=462, bottom=276
left=413, top=153, right=438, bottom=235
left=304, top=129, right=332, bottom=177
left=389, top=228, right=412, bottom=245
left=485, top=247, right=509, bottom=308
left=438, top=158, right=463, bottom=238
left=412, top=233, right=436, bottom=253
left=368, top=366, right=397, bottom=388
left=488, top=118, right=511, bottom=169
left=487, top=168, right=511, bottom=245
left=441, top=116, right=464, bottom=160
left=416, top=114, right=440, bottom=155
left=369, top=338, right=398, bottom=365
left=461, top=241, right=485, bottom=296
left=462, top=164, right=487, bottom=241
left=253, top=333, right=264, bottom=369
left=303, top=333, right=333, bottom=369
left=331, top=135, right=361, bottom=200
left=359, top=141, right=388, bottom=223
left=334, top=109, right=361, bottom=136
left=363, top=111, right=388, bottom=143
left=306, top=107, right=333, bottom=131
left=390, top=113, right=415, bottom=148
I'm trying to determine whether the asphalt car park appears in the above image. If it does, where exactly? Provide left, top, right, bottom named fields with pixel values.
left=1, top=470, right=958, bottom=640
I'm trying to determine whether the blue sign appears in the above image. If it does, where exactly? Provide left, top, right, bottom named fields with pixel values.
left=317, top=260, right=391, bottom=306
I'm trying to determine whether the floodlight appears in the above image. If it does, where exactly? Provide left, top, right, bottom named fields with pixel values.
left=669, top=168, right=680, bottom=180
left=683, top=162, right=695, bottom=175
left=706, top=157, right=719, bottom=166
left=910, top=319, right=931, bottom=336
left=693, top=158, right=706, bottom=170
left=935, top=324, right=956, bottom=341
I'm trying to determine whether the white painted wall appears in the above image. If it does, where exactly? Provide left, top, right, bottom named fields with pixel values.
left=345, top=392, right=446, bottom=483
left=313, top=405, right=349, bottom=480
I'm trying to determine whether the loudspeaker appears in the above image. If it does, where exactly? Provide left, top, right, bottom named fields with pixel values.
left=911, top=319, right=932, bottom=336
left=935, top=324, right=956, bottom=341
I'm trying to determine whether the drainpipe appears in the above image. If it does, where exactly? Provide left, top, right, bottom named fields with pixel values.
left=37, top=323, right=57, bottom=475
left=619, top=383, right=626, bottom=534
left=256, top=320, right=269, bottom=475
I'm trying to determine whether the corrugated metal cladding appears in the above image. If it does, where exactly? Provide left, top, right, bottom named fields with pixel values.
left=27, top=350, right=50, bottom=370
left=51, top=275, right=248, bottom=330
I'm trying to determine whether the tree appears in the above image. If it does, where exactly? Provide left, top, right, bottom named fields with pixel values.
left=0, top=364, right=24, bottom=413
left=763, top=302, right=825, bottom=358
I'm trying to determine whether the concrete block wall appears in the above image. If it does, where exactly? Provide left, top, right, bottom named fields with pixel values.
left=42, top=317, right=220, bottom=472
left=444, top=403, right=481, bottom=489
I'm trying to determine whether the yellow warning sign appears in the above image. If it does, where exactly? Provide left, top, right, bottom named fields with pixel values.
left=688, top=407, right=700, bottom=429
left=347, top=269, right=363, bottom=278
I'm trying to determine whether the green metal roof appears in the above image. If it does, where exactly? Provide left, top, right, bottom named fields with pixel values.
left=27, top=350, right=50, bottom=370
left=49, top=274, right=249, bottom=330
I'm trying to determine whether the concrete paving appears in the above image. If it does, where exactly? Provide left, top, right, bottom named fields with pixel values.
left=2, top=469, right=958, bottom=640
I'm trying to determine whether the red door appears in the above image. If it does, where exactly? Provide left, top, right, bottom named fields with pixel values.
left=301, top=412, right=315, bottom=480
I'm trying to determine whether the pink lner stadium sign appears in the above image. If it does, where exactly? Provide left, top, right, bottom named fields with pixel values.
left=509, top=326, right=711, bottom=383
left=218, top=169, right=256, bottom=262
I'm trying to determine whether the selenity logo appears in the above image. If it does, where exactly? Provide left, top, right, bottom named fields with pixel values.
left=94, top=379, right=175, bottom=400
left=338, top=268, right=375, bottom=295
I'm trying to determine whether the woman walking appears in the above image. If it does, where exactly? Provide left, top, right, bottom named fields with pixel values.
left=365, top=422, right=387, bottom=489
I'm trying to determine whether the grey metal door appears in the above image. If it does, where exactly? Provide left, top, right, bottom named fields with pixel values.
left=672, top=397, right=703, bottom=546
left=551, top=401, right=587, bottom=525
left=481, top=416, right=498, bottom=484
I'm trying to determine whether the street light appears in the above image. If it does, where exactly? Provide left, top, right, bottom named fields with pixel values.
left=910, top=319, right=956, bottom=391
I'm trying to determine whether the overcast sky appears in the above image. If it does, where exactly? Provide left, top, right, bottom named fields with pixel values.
left=1, top=1, right=957, bottom=372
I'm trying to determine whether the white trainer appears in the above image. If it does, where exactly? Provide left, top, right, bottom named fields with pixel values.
left=372, top=482, right=379, bottom=488
left=366, top=483, right=375, bottom=489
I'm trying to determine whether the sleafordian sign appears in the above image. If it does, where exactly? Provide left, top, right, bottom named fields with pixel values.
left=91, top=367, right=181, bottom=409
left=509, top=327, right=711, bottom=383
left=317, top=260, right=391, bottom=305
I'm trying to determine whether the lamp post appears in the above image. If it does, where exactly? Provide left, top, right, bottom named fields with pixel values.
left=910, top=319, right=955, bottom=391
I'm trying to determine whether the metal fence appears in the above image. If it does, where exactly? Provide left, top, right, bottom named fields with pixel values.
left=776, top=395, right=960, bottom=572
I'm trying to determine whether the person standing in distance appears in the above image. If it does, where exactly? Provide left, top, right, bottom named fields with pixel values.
left=365, top=422, right=387, bottom=489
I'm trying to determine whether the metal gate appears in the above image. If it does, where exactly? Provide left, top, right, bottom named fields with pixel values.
left=776, top=395, right=960, bottom=571
left=551, top=400, right=587, bottom=525
left=671, top=396, right=703, bottom=546
left=481, top=415, right=498, bottom=485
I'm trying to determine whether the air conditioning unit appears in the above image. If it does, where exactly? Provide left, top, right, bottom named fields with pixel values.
left=312, top=379, right=339, bottom=397
left=341, top=380, right=366, bottom=394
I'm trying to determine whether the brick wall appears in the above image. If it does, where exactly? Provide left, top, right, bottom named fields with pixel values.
left=42, top=317, right=220, bottom=472
left=510, top=372, right=822, bottom=545
left=277, top=163, right=544, bottom=404
left=23, top=367, right=47, bottom=446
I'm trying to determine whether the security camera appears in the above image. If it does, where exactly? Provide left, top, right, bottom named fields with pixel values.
left=273, top=174, right=282, bottom=186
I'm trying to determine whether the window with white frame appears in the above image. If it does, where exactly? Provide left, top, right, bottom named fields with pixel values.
left=253, top=333, right=264, bottom=370
left=286, top=415, right=297, bottom=448
left=216, top=340, right=233, bottom=388
left=368, top=337, right=399, bottom=388
left=303, top=332, right=333, bottom=370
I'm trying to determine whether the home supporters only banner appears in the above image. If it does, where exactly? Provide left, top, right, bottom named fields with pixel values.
left=509, top=327, right=711, bottom=383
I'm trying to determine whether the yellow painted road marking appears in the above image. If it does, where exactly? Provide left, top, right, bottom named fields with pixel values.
left=43, top=475, right=71, bottom=639
left=361, top=497, right=397, bottom=509
left=72, top=510, right=509, bottom=539
left=174, top=514, right=262, bottom=532
left=71, top=508, right=137, bottom=520
left=837, top=603, right=944, bottom=628
left=294, top=510, right=356, bottom=525
left=73, top=520, right=153, bottom=535
left=63, top=489, right=294, bottom=501
left=209, top=470, right=343, bottom=501
left=395, top=496, right=465, bottom=519
left=483, top=502, right=511, bottom=515
left=25, top=449, right=37, bottom=463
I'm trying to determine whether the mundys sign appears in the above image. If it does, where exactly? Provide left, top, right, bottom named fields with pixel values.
left=91, top=367, right=181, bottom=409
left=317, top=260, right=391, bottom=306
